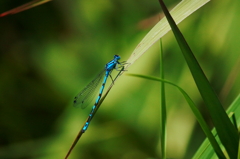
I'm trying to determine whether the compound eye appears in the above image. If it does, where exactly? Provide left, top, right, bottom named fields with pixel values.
left=114, top=55, right=120, bottom=60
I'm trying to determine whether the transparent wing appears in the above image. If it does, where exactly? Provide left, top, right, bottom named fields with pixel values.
left=73, top=69, right=105, bottom=109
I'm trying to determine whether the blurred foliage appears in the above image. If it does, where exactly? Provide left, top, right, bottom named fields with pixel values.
left=0, top=0, right=239, bottom=159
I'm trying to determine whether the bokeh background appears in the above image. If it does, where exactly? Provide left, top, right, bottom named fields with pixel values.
left=0, top=0, right=239, bottom=158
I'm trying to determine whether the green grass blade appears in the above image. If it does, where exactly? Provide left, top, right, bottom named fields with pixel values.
left=125, top=0, right=210, bottom=69
left=193, top=94, right=240, bottom=158
left=158, top=0, right=239, bottom=158
left=159, top=39, right=167, bottom=159
left=127, top=74, right=225, bottom=158
left=65, top=67, right=125, bottom=159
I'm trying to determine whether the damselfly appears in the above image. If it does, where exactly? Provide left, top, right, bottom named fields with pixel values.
left=65, top=55, right=125, bottom=159
left=73, top=55, right=125, bottom=132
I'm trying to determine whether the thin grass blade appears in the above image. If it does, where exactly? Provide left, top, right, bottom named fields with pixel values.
left=0, top=0, right=52, bottom=17
left=158, top=0, right=238, bottom=158
left=65, top=67, right=125, bottom=159
left=127, top=74, right=225, bottom=158
left=193, top=94, right=240, bottom=158
left=159, top=39, right=167, bottom=159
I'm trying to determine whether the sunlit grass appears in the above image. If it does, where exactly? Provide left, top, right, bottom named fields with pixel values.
left=127, top=0, right=239, bottom=158
left=0, top=0, right=240, bottom=159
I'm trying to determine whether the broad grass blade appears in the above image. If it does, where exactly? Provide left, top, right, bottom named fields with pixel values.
left=158, top=0, right=238, bottom=158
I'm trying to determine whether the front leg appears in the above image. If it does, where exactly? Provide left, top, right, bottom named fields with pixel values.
left=115, top=61, right=128, bottom=71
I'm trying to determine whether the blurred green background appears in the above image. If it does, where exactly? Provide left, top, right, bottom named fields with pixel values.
left=0, top=0, right=239, bottom=158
